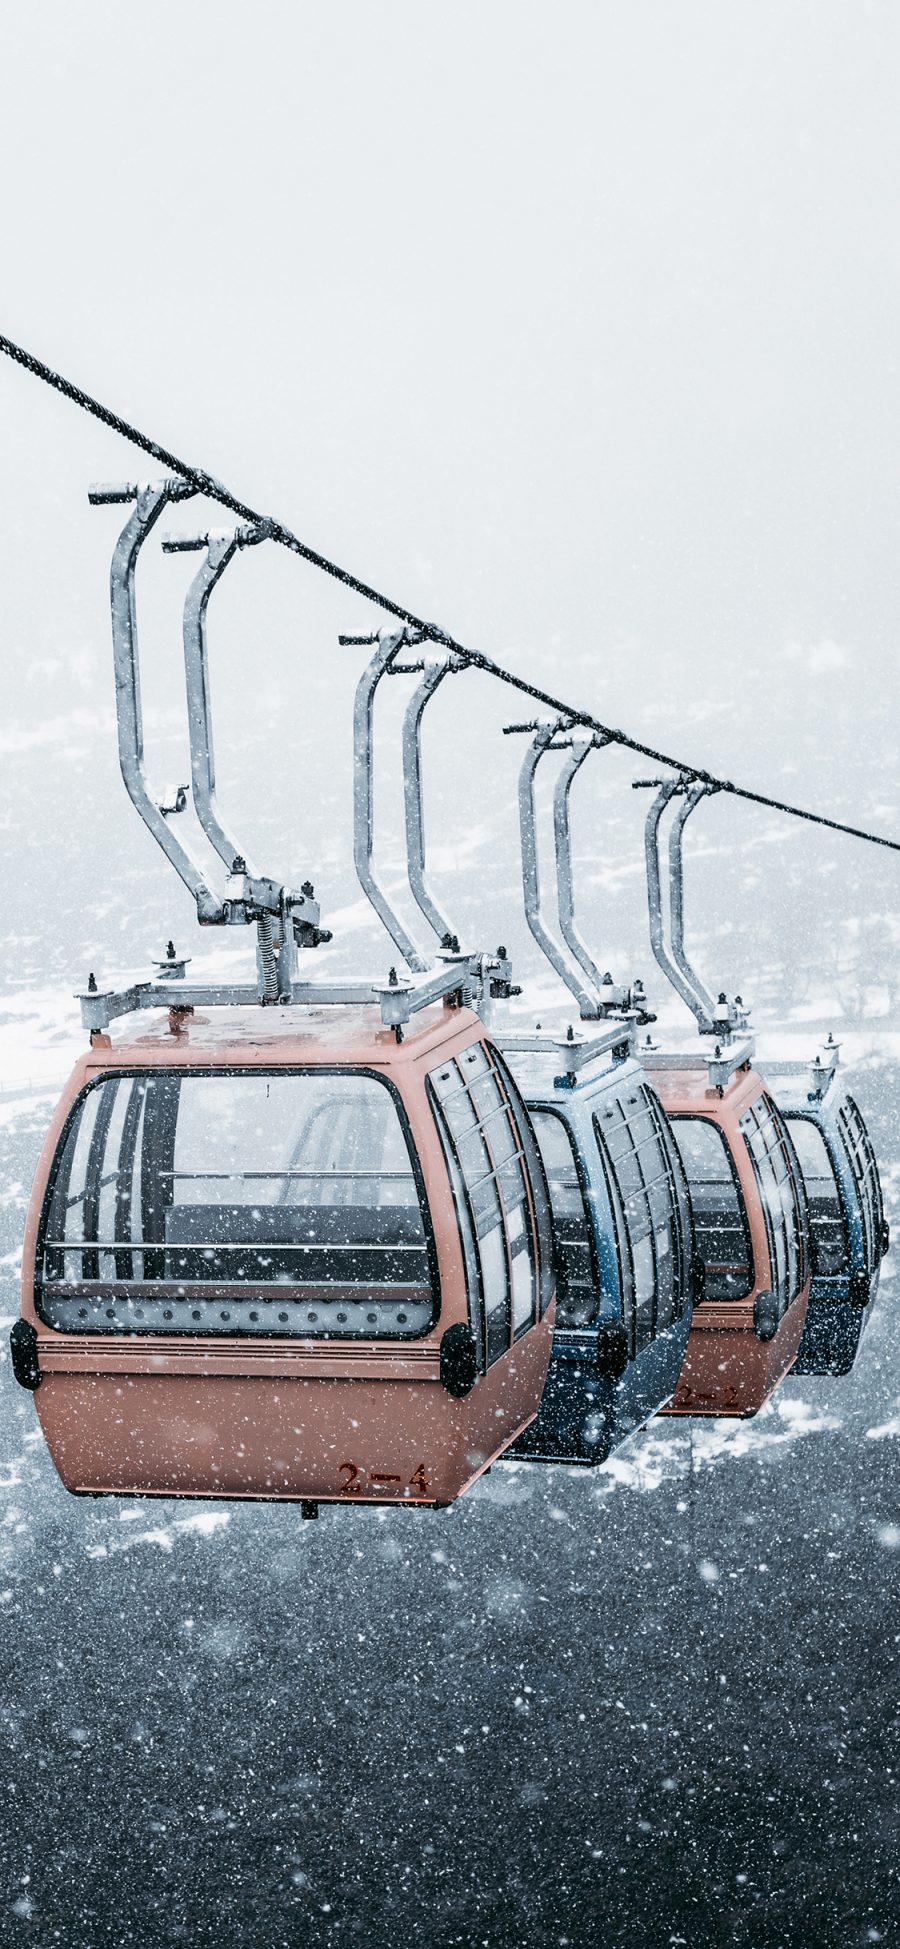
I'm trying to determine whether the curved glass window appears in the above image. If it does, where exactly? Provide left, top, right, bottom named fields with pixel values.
left=784, top=1115, right=847, bottom=1278
left=671, top=1116, right=752, bottom=1302
left=529, top=1112, right=599, bottom=1327
left=38, top=1069, right=436, bottom=1339
left=427, top=1041, right=552, bottom=1370
left=739, top=1095, right=807, bottom=1316
left=594, top=1083, right=693, bottom=1352
left=837, top=1096, right=884, bottom=1276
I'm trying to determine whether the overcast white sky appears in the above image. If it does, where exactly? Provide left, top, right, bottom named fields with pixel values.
left=1, top=2, right=899, bottom=999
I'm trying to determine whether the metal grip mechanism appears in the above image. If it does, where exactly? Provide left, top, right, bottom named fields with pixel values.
left=89, top=480, right=193, bottom=507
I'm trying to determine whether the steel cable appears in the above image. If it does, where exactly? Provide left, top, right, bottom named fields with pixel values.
left=1, top=327, right=897, bottom=854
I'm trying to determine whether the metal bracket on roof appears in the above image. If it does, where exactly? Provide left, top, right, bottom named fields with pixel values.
left=76, top=945, right=505, bottom=1037
left=633, top=774, right=749, bottom=1038
left=762, top=1032, right=841, bottom=1100
left=495, top=1019, right=635, bottom=1083
left=640, top=1034, right=755, bottom=1092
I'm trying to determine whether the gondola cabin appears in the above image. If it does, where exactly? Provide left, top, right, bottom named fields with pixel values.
left=14, top=1004, right=555, bottom=1509
left=643, top=1042, right=811, bottom=1416
left=768, top=1050, right=888, bottom=1376
left=495, top=1027, right=695, bottom=1462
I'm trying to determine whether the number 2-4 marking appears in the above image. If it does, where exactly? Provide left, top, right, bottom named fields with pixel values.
left=338, top=1460, right=431, bottom=1499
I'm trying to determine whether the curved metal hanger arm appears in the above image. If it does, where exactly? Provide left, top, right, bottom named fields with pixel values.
left=402, top=655, right=457, bottom=946
left=167, top=527, right=262, bottom=878
left=667, top=780, right=720, bottom=1029
left=516, top=725, right=603, bottom=1018
left=351, top=628, right=431, bottom=974
left=553, top=734, right=607, bottom=990
left=91, top=478, right=224, bottom=923
left=641, top=779, right=712, bottom=1029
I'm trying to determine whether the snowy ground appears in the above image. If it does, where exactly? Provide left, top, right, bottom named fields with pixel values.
left=0, top=1044, right=898, bottom=1947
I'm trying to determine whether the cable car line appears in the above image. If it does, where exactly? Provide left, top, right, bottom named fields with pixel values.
left=0, top=325, right=897, bottom=856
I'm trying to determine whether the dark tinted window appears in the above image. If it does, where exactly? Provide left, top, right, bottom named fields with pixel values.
left=671, top=1117, right=752, bottom=1302
left=594, top=1083, right=693, bottom=1351
left=428, top=1041, right=551, bottom=1369
left=837, top=1096, right=884, bottom=1275
left=39, top=1070, right=434, bottom=1338
left=784, top=1115, right=847, bottom=1278
left=740, top=1095, right=807, bottom=1316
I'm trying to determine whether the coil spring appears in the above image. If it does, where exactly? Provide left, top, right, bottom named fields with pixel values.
left=257, top=915, right=279, bottom=1003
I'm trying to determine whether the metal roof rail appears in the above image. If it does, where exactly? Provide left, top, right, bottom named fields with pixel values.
left=76, top=946, right=496, bottom=1041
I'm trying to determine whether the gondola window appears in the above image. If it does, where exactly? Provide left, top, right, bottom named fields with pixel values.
left=428, top=1043, right=550, bottom=1369
left=739, top=1096, right=808, bottom=1317
left=529, top=1112, right=598, bottom=1327
left=784, top=1117, right=848, bottom=1278
left=594, top=1085, right=692, bottom=1350
left=837, top=1096, right=884, bottom=1274
left=37, top=1070, right=437, bottom=1338
left=670, top=1116, right=753, bottom=1302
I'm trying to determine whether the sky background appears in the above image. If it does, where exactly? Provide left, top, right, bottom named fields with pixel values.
left=1, top=0, right=899, bottom=1035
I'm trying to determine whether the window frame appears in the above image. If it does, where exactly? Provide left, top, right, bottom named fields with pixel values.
left=739, top=1094, right=808, bottom=1318
left=426, top=1041, right=550, bottom=1372
left=783, top=1110, right=851, bottom=1280
left=527, top=1104, right=603, bottom=1330
left=36, top=1065, right=441, bottom=1341
left=489, top=1047, right=555, bottom=1322
left=837, top=1095, right=884, bottom=1275
left=669, top=1112, right=755, bottom=1304
left=593, top=1082, right=694, bottom=1352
